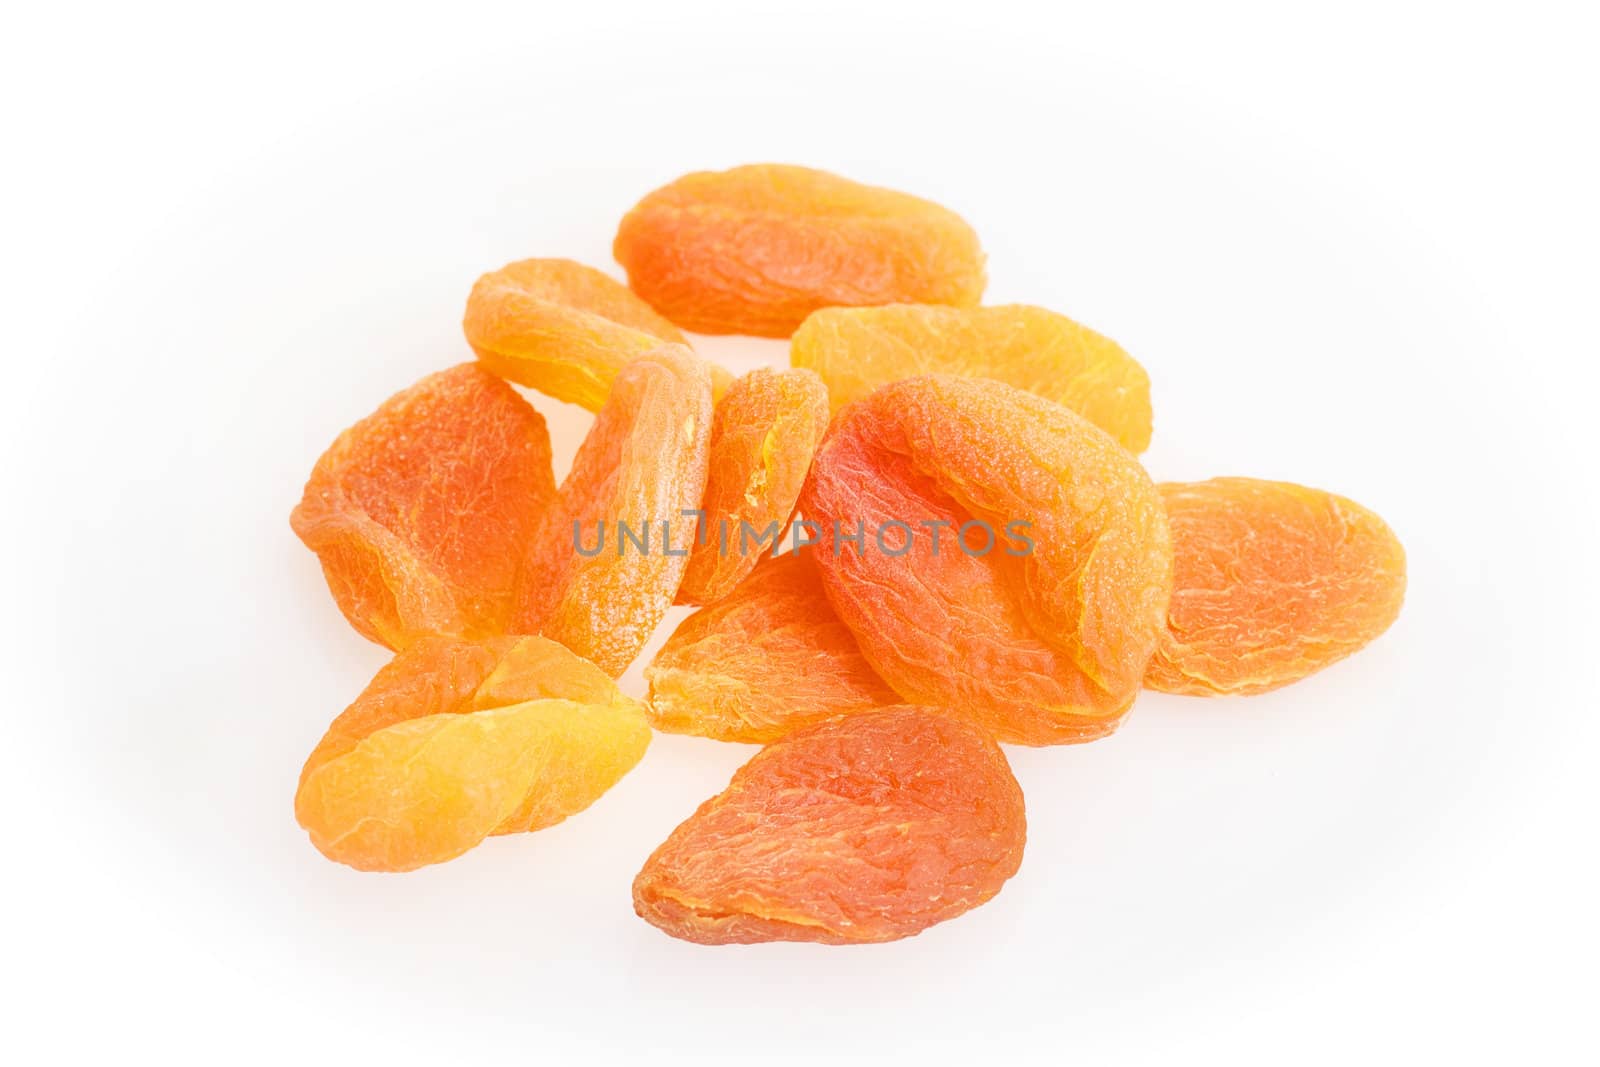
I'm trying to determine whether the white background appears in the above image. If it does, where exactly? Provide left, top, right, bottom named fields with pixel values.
left=5, top=2, right=1597, bottom=1064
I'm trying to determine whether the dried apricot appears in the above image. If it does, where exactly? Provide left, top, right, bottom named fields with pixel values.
left=633, top=706, right=1025, bottom=945
left=295, top=635, right=650, bottom=872
left=1145, top=477, right=1406, bottom=695
left=647, top=550, right=899, bottom=742
left=800, top=375, right=1172, bottom=745
left=515, top=343, right=712, bottom=675
left=613, top=164, right=986, bottom=338
left=463, top=257, right=731, bottom=410
left=675, top=368, right=831, bottom=605
left=791, top=303, right=1153, bottom=453
left=290, top=363, right=555, bottom=650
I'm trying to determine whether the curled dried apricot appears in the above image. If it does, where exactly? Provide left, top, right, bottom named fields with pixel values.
left=462, top=257, right=701, bottom=412
left=676, top=367, right=830, bottom=605
left=791, top=303, right=1153, bottom=453
left=633, top=706, right=1025, bottom=945
left=515, top=343, right=712, bottom=675
left=647, top=550, right=899, bottom=742
left=1145, top=477, right=1406, bottom=695
left=290, top=363, right=555, bottom=650
left=295, top=635, right=650, bottom=872
left=613, top=164, right=986, bottom=338
left=800, top=375, right=1172, bottom=744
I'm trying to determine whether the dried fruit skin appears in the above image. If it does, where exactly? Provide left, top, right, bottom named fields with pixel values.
left=290, top=364, right=555, bottom=650
left=613, top=164, right=986, bottom=338
left=515, top=343, right=712, bottom=675
left=647, top=551, right=899, bottom=743
left=633, top=707, right=1025, bottom=945
left=1145, top=478, right=1406, bottom=695
left=295, top=635, right=650, bottom=872
left=463, top=257, right=731, bottom=410
left=791, top=303, right=1153, bottom=453
left=800, top=375, right=1173, bottom=745
left=676, top=368, right=831, bottom=605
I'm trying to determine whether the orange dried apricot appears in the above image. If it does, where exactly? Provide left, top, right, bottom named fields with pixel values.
left=800, top=375, right=1173, bottom=745
left=463, top=257, right=731, bottom=410
left=791, top=303, right=1153, bottom=453
left=633, top=706, right=1025, bottom=945
left=647, top=550, right=899, bottom=743
left=613, top=164, right=986, bottom=338
left=515, top=343, right=712, bottom=675
left=290, top=363, right=555, bottom=650
left=1145, top=477, right=1406, bottom=695
left=295, top=635, right=650, bottom=872
left=675, top=368, right=830, bottom=605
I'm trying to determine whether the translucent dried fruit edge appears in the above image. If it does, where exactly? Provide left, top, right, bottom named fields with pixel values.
left=791, top=303, right=1154, bottom=453
left=676, top=367, right=831, bottom=606
left=613, top=164, right=986, bottom=338
left=648, top=550, right=899, bottom=743
left=633, top=706, right=1025, bottom=945
left=1145, top=477, right=1407, bottom=696
left=295, top=635, right=651, bottom=872
left=463, top=257, right=731, bottom=410
left=800, top=375, right=1173, bottom=745
left=290, top=363, right=555, bottom=650
left=516, top=343, right=712, bottom=676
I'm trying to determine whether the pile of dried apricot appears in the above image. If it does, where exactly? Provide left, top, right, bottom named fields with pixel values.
left=290, top=163, right=1406, bottom=945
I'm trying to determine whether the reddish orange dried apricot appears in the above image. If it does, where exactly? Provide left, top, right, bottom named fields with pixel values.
left=675, top=368, right=830, bottom=605
left=791, top=303, right=1154, bottom=453
left=648, top=550, right=899, bottom=742
left=633, top=706, right=1025, bottom=945
left=1145, top=478, right=1406, bottom=695
left=801, top=375, right=1172, bottom=745
left=613, top=164, right=986, bottom=338
left=290, top=363, right=555, bottom=650
left=463, top=257, right=731, bottom=410
left=295, top=635, right=650, bottom=872
left=515, top=343, right=712, bottom=675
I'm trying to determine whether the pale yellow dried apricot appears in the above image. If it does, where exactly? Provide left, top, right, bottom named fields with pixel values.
left=791, top=303, right=1153, bottom=453
left=295, top=635, right=650, bottom=872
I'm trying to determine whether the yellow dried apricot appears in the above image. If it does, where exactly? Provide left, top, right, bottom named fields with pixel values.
left=462, top=257, right=701, bottom=411
left=676, top=368, right=830, bottom=605
left=1145, top=477, right=1406, bottom=695
left=613, top=164, right=986, bottom=338
left=800, top=375, right=1172, bottom=744
left=647, top=550, right=899, bottom=742
left=295, top=635, right=650, bottom=872
left=290, top=363, right=555, bottom=650
left=791, top=303, right=1153, bottom=453
left=515, top=343, right=712, bottom=675
left=633, top=706, right=1025, bottom=945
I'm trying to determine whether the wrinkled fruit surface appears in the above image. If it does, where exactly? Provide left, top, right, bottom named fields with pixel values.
left=613, top=164, right=986, bottom=338
left=1145, top=477, right=1407, bottom=695
left=296, top=635, right=651, bottom=872
left=462, top=257, right=711, bottom=412
left=291, top=363, right=555, bottom=650
left=648, top=550, right=899, bottom=742
left=791, top=303, right=1153, bottom=453
left=633, top=706, right=1025, bottom=944
left=801, top=375, right=1173, bottom=745
left=515, top=343, right=712, bottom=675
left=676, top=367, right=831, bottom=605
